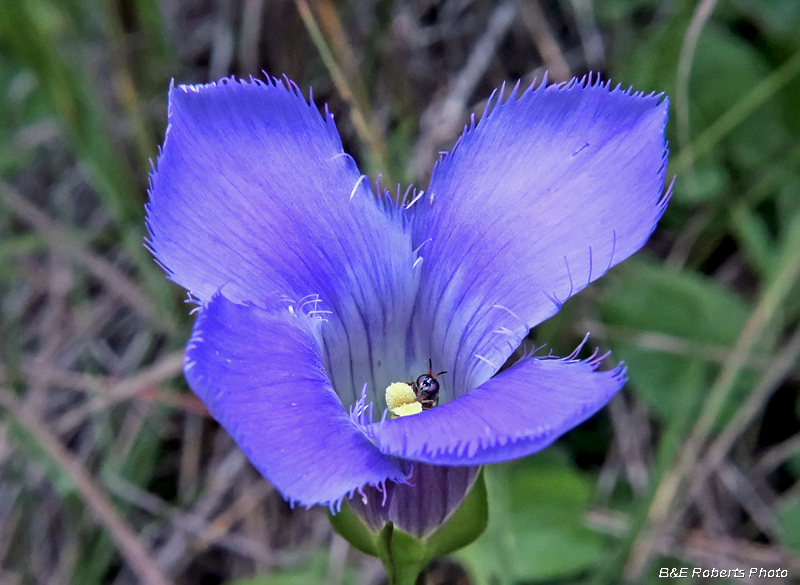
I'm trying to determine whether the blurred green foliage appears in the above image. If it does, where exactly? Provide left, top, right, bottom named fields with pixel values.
left=2, top=0, right=800, bottom=583
left=231, top=551, right=361, bottom=585
left=599, top=259, right=753, bottom=422
left=459, top=457, right=606, bottom=584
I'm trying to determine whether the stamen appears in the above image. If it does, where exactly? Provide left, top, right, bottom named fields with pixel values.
left=412, top=238, right=432, bottom=255
left=405, top=189, right=425, bottom=209
left=474, top=354, right=497, bottom=368
left=491, top=304, right=527, bottom=328
left=606, top=230, right=617, bottom=273
left=400, top=184, right=414, bottom=207
left=329, top=152, right=355, bottom=164
left=565, top=333, right=591, bottom=360
left=349, top=174, right=368, bottom=201
left=587, top=246, right=593, bottom=286
left=307, top=309, right=332, bottom=317
left=385, top=382, right=422, bottom=417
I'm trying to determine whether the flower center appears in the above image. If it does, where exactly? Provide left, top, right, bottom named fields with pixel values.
left=385, top=382, right=422, bottom=417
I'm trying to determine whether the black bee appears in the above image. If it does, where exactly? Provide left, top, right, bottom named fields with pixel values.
left=412, top=359, right=447, bottom=410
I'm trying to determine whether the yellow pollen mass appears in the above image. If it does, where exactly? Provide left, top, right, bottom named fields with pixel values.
left=385, top=382, right=422, bottom=417
left=392, top=402, right=423, bottom=416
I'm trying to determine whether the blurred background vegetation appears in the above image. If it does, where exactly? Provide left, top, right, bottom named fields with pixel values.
left=1, top=0, right=800, bottom=583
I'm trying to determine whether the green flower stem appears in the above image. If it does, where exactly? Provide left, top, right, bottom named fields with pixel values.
left=329, top=469, right=488, bottom=584
left=378, top=524, right=428, bottom=585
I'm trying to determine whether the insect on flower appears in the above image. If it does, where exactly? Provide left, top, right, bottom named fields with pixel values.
left=412, top=359, right=447, bottom=410
left=146, top=73, right=670, bottom=532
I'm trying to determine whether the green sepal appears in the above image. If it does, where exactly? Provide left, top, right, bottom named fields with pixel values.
left=328, top=469, right=489, bottom=585
left=328, top=500, right=380, bottom=557
left=427, top=467, right=488, bottom=557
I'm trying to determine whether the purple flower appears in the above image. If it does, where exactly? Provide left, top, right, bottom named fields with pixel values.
left=146, top=75, right=669, bottom=512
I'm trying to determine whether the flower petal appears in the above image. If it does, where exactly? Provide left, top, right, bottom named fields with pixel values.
left=364, top=349, right=626, bottom=466
left=184, top=294, right=408, bottom=507
left=411, top=77, right=669, bottom=398
left=147, top=78, right=418, bottom=409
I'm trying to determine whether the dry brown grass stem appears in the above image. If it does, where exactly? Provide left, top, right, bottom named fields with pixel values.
left=0, top=388, right=173, bottom=585
left=518, top=0, right=571, bottom=83
left=51, top=351, right=189, bottom=433
left=1, top=180, right=175, bottom=332
left=626, top=229, right=800, bottom=578
left=412, top=0, right=518, bottom=181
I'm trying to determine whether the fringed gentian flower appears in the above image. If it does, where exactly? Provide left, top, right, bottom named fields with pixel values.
left=146, top=75, right=668, bottom=541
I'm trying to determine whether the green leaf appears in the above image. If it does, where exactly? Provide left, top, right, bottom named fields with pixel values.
left=600, top=259, right=749, bottom=345
left=729, top=202, right=778, bottom=281
left=721, top=0, right=800, bottom=48
left=776, top=495, right=800, bottom=551
left=228, top=551, right=359, bottom=585
left=674, top=164, right=729, bottom=204
left=458, top=458, right=605, bottom=584
left=597, top=259, right=755, bottom=422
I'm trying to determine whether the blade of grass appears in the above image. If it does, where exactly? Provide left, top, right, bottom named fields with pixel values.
left=132, top=0, right=174, bottom=86
left=0, top=0, right=141, bottom=224
left=0, top=388, right=173, bottom=585
left=674, top=0, right=718, bottom=200
left=0, top=0, right=176, bottom=317
left=673, top=48, right=800, bottom=174
left=293, top=0, right=391, bottom=183
left=626, top=211, right=800, bottom=578
left=53, top=351, right=187, bottom=434
left=100, top=0, right=159, bottom=173
left=410, top=0, right=517, bottom=183
left=588, top=359, right=707, bottom=585
left=0, top=180, right=177, bottom=333
left=691, top=325, right=800, bottom=502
